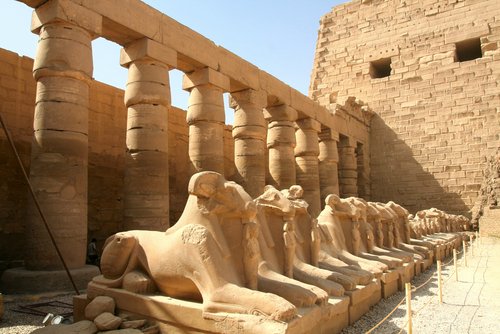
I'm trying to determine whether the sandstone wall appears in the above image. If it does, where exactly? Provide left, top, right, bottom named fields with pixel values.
left=310, top=0, right=500, bottom=215
left=0, top=48, right=236, bottom=266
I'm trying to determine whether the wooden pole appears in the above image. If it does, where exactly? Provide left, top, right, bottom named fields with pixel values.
left=437, top=260, right=443, bottom=304
left=462, top=240, right=467, bottom=267
left=405, top=282, right=412, bottom=334
left=453, top=249, right=458, bottom=281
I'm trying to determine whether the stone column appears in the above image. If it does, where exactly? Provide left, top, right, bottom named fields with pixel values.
left=318, top=127, right=340, bottom=204
left=229, top=89, right=267, bottom=198
left=338, top=136, right=358, bottom=198
left=295, top=118, right=321, bottom=217
left=264, top=105, right=297, bottom=189
left=25, top=21, right=93, bottom=271
left=183, top=68, right=229, bottom=175
left=120, top=38, right=177, bottom=231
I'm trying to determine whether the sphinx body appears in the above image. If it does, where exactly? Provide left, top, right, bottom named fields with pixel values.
left=95, top=172, right=296, bottom=321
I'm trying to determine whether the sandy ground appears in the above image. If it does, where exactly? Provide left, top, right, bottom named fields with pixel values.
left=0, top=236, right=498, bottom=334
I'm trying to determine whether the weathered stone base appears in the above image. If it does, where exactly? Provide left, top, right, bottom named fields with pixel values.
left=397, top=263, right=414, bottom=291
left=367, top=278, right=382, bottom=307
left=0, top=265, right=100, bottom=294
left=380, top=270, right=399, bottom=299
left=422, top=257, right=433, bottom=271
left=345, top=279, right=381, bottom=324
left=84, top=282, right=350, bottom=334
left=414, top=260, right=422, bottom=276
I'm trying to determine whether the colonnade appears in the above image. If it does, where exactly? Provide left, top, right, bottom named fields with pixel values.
left=19, top=0, right=371, bottom=276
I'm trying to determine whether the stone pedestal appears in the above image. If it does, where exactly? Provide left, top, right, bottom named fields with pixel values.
left=295, top=118, right=321, bottom=217
left=338, top=137, right=358, bottom=198
left=83, top=282, right=350, bottom=334
left=229, top=89, right=267, bottom=198
left=264, top=105, right=297, bottom=190
left=183, top=68, right=229, bottom=176
left=121, top=38, right=176, bottom=231
left=319, top=128, right=340, bottom=203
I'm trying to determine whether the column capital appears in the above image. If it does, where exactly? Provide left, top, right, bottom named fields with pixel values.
left=229, top=89, right=267, bottom=109
left=120, top=38, right=177, bottom=68
left=264, top=104, right=297, bottom=122
left=318, top=127, right=340, bottom=142
left=182, top=67, right=230, bottom=92
left=296, top=118, right=321, bottom=132
left=31, top=0, right=102, bottom=36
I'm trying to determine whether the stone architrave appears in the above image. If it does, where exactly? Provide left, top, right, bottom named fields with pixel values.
left=318, top=128, right=340, bottom=203
left=264, top=105, right=298, bottom=189
left=26, top=13, right=98, bottom=270
left=295, top=118, right=321, bottom=217
left=183, top=67, right=230, bottom=176
left=120, top=38, right=177, bottom=231
left=229, top=89, right=268, bottom=198
left=338, top=137, right=358, bottom=198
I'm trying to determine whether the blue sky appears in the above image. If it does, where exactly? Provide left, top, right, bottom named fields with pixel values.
left=1, top=1, right=345, bottom=123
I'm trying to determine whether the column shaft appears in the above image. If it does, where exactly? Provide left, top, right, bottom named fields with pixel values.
left=123, top=57, right=171, bottom=231
left=27, top=22, right=92, bottom=270
left=230, top=90, right=267, bottom=198
left=295, top=118, right=321, bottom=217
left=184, top=68, right=229, bottom=176
left=265, top=105, right=297, bottom=190
left=338, top=136, right=358, bottom=198
left=319, top=129, right=340, bottom=205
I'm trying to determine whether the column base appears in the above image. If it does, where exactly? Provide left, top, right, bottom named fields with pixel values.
left=0, top=265, right=100, bottom=294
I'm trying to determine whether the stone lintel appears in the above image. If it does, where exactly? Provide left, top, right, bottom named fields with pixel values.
left=264, top=104, right=297, bottom=122
left=18, top=0, right=47, bottom=8
left=120, top=37, right=177, bottom=68
left=296, top=118, right=321, bottom=132
left=259, top=70, right=291, bottom=106
left=182, top=67, right=230, bottom=92
left=319, top=127, right=340, bottom=142
left=229, top=89, right=267, bottom=109
left=31, top=0, right=102, bottom=36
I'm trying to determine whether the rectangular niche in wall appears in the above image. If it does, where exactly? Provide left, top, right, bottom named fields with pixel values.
left=369, top=57, right=392, bottom=79
left=455, top=37, right=482, bottom=62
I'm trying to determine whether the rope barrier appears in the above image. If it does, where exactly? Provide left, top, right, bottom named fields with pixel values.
left=363, top=242, right=468, bottom=334
left=361, top=235, right=475, bottom=333
left=365, top=295, right=406, bottom=334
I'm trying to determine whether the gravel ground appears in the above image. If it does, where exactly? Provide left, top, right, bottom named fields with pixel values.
left=342, top=236, right=500, bottom=334
left=1, top=237, right=498, bottom=334
left=0, top=292, right=74, bottom=334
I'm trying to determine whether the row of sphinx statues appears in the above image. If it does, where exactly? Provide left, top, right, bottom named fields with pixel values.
left=90, top=171, right=473, bottom=324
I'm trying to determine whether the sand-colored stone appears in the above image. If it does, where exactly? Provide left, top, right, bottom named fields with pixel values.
left=318, top=128, right=340, bottom=203
left=26, top=17, right=93, bottom=271
left=94, top=312, right=122, bottom=331
left=229, top=89, right=268, bottom=198
left=295, top=119, right=322, bottom=217
left=264, top=104, right=298, bottom=190
left=85, top=295, right=115, bottom=321
left=121, top=38, right=172, bottom=231
left=184, top=68, right=228, bottom=176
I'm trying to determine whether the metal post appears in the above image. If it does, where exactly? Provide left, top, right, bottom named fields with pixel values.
left=405, top=282, right=412, bottom=334
left=437, top=260, right=443, bottom=304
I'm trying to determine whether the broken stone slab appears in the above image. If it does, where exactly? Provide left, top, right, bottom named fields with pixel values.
left=85, top=296, right=115, bottom=321
left=94, top=312, right=122, bottom=331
